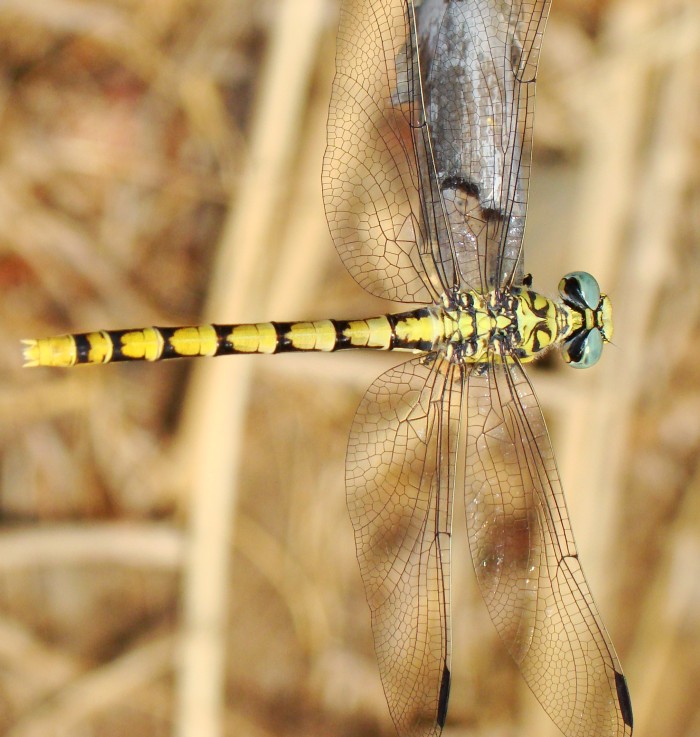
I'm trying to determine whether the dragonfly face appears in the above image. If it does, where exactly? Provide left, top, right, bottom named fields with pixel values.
left=559, top=271, right=614, bottom=369
left=24, top=1, right=633, bottom=736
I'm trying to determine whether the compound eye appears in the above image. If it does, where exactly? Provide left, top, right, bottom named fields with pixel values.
left=559, top=271, right=601, bottom=310
left=562, top=328, right=604, bottom=369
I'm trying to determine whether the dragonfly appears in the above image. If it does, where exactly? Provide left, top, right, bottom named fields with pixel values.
left=24, top=0, right=633, bottom=735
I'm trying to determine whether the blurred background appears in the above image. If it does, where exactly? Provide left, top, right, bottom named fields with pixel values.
left=1, top=0, right=699, bottom=735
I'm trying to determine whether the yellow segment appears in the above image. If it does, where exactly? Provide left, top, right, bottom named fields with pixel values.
left=170, top=326, right=218, bottom=357
left=227, top=323, right=277, bottom=353
left=342, top=318, right=393, bottom=349
left=312, top=320, right=337, bottom=351
left=120, top=328, right=165, bottom=361
left=344, top=320, right=370, bottom=347
left=365, top=317, right=392, bottom=349
left=22, top=336, right=77, bottom=368
left=288, top=322, right=315, bottom=350
left=394, top=315, right=439, bottom=345
left=86, top=331, right=115, bottom=364
left=287, top=321, right=336, bottom=351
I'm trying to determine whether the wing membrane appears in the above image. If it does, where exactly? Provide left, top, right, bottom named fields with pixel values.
left=323, top=0, right=551, bottom=300
left=347, top=356, right=461, bottom=736
left=348, top=353, right=632, bottom=736
left=324, top=0, right=441, bottom=302
left=464, top=359, right=633, bottom=737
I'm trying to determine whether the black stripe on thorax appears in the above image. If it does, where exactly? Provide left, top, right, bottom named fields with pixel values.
left=529, top=325, right=553, bottom=355
left=523, top=289, right=551, bottom=319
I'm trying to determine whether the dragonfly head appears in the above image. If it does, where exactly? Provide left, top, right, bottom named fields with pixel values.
left=558, top=272, right=613, bottom=369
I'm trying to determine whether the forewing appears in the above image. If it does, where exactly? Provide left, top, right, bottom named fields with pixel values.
left=347, top=356, right=462, bottom=736
left=464, top=360, right=633, bottom=736
left=324, top=0, right=551, bottom=301
left=324, top=0, right=444, bottom=303
left=422, top=0, right=552, bottom=292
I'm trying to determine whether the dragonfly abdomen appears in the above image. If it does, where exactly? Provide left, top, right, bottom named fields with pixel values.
left=23, top=308, right=445, bottom=367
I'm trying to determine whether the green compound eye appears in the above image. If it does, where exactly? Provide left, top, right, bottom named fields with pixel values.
left=559, top=271, right=601, bottom=310
left=562, top=327, right=604, bottom=369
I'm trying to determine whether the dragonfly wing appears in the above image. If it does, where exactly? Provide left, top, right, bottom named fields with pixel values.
left=421, top=0, right=552, bottom=292
left=347, top=355, right=462, bottom=736
left=324, top=0, right=551, bottom=301
left=464, top=359, right=633, bottom=736
left=324, top=0, right=445, bottom=303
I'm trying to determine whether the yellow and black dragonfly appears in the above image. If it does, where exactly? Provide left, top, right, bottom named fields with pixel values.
left=24, top=1, right=633, bottom=735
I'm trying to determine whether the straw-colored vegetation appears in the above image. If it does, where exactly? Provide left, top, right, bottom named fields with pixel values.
left=2, top=0, right=699, bottom=735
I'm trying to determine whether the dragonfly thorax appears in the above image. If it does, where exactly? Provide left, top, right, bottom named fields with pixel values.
left=433, top=287, right=565, bottom=365
left=429, top=274, right=612, bottom=368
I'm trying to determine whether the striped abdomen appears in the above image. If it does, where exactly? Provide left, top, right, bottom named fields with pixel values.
left=23, top=308, right=443, bottom=367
